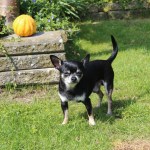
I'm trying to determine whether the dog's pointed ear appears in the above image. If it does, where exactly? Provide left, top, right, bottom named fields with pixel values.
left=50, top=55, right=63, bottom=70
left=82, top=54, right=90, bottom=67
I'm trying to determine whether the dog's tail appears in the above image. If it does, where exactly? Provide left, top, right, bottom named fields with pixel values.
left=107, top=35, right=118, bottom=63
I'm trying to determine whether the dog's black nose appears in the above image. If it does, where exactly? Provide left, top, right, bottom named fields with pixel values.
left=71, top=77, right=77, bottom=83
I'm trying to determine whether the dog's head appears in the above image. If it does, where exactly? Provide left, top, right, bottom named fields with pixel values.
left=50, top=54, right=90, bottom=89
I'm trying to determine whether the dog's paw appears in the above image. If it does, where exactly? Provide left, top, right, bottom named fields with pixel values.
left=62, top=119, right=68, bottom=125
left=89, top=118, right=96, bottom=126
left=106, top=112, right=112, bottom=116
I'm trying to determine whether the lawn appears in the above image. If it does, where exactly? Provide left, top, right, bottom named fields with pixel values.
left=0, top=19, right=150, bottom=150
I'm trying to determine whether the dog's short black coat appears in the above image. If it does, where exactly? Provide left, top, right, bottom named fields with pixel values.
left=50, top=35, right=118, bottom=125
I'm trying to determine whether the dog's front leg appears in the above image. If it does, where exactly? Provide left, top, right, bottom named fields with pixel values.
left=61, top=101, right=68, bottom=125
left=83, top=98, right=96, bottom=126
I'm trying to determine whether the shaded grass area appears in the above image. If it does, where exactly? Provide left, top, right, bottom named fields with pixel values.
left=0, top=19, right=150, bottom=150
left=66, top=19, right=150, bottom=60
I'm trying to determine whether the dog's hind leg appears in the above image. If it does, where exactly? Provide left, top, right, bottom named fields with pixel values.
left=93, top=83, right=104, bottom=108
left=61, top=101, right=69, bottom=124
left=96, top=89, right=104, bottom=108
left=103, top=81, right=113, bottom=115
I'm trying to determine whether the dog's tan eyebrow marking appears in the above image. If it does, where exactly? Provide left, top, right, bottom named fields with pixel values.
left=77, top=69, right=81, bottom=72
left=64, top=71, right=70, bottom=74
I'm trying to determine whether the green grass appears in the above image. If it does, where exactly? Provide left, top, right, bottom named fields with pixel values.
left=0, top=19, right=150, bottom=150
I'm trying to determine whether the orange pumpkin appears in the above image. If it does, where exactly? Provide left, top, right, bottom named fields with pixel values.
left=13, top=14, right=36, bottom=37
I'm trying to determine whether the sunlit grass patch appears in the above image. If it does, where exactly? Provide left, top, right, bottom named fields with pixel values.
left=0, top=19, right=150, bottom=150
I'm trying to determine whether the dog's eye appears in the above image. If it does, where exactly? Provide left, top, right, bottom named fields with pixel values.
left=77, top=71, right=82, bottom=76
left=64, top=72, right=70, bottom=76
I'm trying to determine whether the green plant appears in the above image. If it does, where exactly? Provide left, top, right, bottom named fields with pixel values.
left=0, top=16, right=5, bottom=30
left=0, top=43, right=5, bottom=51
left=0, top=43, right=17, bottom=90
left=19, top=0, right=149, bottom=32
left=0, top=16, right=13, bottom=37
left=20, top=0, right=86, bottom=32
left=4, top=82, right=17, bottom=92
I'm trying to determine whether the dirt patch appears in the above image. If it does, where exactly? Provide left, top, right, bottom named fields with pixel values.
left=0, top=85, right=58, bottom=103
left=114, top=140, right=150, bottom=150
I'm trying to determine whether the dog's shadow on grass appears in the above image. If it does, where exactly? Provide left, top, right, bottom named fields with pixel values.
left=80, top=99, right=136, bottom=124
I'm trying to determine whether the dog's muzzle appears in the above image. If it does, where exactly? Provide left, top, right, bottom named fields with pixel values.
left=71, top=76, right=77, bottom=83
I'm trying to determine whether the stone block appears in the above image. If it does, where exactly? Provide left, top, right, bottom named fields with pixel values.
left=89, top=12, right=108, bottom=20
left=103, top=2, right=122, bottom=11
left=0, top=31, right=67, bottom=86
left=0, top=53, right=65, bottom=72
left=108, top=10, right=128, bottom=19
left=0, top=68, right=59, bottom=86
left=88, top=5, right=99, bottom=13
left=86, top=2, right=150, bottom=20
left=124, top=1, right=141, bottom=10
left=1, top=31, right=67, bottom=56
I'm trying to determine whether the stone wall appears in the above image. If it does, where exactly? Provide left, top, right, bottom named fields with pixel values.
left=0, top=31, right=67, bottom=86
left=87, top=2, right=150, bottom=20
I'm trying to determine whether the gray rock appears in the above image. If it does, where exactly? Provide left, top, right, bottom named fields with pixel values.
left=1, top=31, right=67, bottom=56
left=108, top=10, right=128, bottom=19
left=0, top=53, right=65, bottom=72
left=88, top=5, right=99, bottom=13
left=90, top=12, right=108, bottom=20
left=0, top=31, right=67, bottom=86
left=0, top=68, right=59, bottom=86
left=103, top=2, right=122, bottom=11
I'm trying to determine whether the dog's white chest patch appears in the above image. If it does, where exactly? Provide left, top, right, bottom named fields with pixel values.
left=58, top=92, right=86, bottom=102
left=58, top=93, right=67, bottom=102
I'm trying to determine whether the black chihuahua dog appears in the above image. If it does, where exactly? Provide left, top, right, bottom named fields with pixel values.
left=50, top=35, right=118, bottom=125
